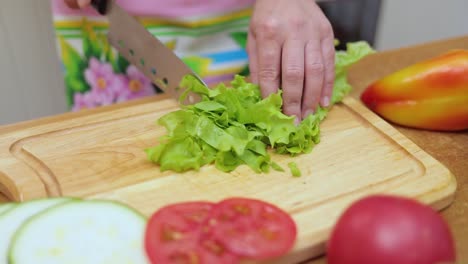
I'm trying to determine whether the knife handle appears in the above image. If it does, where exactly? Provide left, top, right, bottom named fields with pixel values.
left=91, top=0, right=108, bottom=15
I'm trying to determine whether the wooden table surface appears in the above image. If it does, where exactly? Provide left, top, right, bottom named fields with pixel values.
left=1, top=36, right=467, bottom=263
left=305, top=126, right=466, bottom=264
left=305, top=36, right=468, bottom=263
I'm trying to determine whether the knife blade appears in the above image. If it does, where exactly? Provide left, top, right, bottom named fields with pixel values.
left=91, top=0, right=205, bottom=104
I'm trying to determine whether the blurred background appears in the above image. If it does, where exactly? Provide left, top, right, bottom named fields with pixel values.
left=0, top=0, right=467, bottom=125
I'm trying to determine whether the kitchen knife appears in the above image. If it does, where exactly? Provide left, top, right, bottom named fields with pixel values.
left=91, top=0, right=206, bottom=104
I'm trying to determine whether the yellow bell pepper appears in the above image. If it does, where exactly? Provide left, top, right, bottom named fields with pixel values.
left=361, top=49, right=468, bottom=131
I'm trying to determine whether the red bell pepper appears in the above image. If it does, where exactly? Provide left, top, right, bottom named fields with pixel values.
left=361, top=49, right=468, bottom=131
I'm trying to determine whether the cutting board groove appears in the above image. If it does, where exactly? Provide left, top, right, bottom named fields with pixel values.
left=0, top=92, right=456, bottom=263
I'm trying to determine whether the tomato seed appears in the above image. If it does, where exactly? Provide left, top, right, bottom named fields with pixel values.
left=260, top=210, right=277, bottom=220
left=202, top=240, right=226, bottom=256
left=208, top=218, right=218, bottom=227
left=188, top=252, right=200, bottom=264
left=187, top=212, right=206, bottom=223
left=161, top=226, right=183, bottom=241
left=233, top=204, right=250, bottom=215
left=260, top=228, right=278, bottom=240
left=219, top=213, right=230, bottom=222
left=169, top=251, right=200, bottom=264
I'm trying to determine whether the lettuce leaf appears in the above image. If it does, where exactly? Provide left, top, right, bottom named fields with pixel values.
left=288, top=162, right=301, bottom=177
left=332, top=41, right=376, bottom=103
left=145, top=41, right=375, bottom=175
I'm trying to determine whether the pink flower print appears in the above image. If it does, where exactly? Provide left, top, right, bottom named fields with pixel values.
left=84, top=57, right=121, bottom=99
left=71, top=78, right=125, bottom=111
left=93, top=90, right=115, bottom=106
left=118, top=65, right=155, bottom=101
left=72, top=92, right=97, bottom=112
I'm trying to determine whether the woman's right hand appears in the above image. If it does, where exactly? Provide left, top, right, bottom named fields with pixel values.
left=64, top=0, right=91, bottom=9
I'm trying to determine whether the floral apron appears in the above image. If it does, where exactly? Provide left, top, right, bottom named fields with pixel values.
left=50, top=0, right=254, bottom=111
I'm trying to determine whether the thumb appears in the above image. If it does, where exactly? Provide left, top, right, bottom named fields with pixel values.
left=64, top=0, right=91, bottom=9
left=78, top=0, right=92, bottom=8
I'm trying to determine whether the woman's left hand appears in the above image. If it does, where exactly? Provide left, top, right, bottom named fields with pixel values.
left=248, top=0, right=335, bottom=123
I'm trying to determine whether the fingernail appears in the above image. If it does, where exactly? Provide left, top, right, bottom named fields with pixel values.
left=78, top=0, right=90, bottom=8
left=304, top=109, right=314, bottom=118
left=321, top=96, right=330, bottom=107
left=294, top=116, right=300, bottom=125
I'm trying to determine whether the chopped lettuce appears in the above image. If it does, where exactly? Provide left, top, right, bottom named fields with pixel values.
left=145, top=41, right=375, bottom=175
left=332, top=41, right=376, bottom=103
left=288, top=162, right=301, bottom=177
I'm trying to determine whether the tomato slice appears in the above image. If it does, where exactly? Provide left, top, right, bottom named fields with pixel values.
left=205, top=197, right=297, bottom=260
left=144, top=201, right=239, bottom=264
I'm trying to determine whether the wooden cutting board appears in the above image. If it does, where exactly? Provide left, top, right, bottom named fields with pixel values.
left=0, top=72, right=457, bottom=262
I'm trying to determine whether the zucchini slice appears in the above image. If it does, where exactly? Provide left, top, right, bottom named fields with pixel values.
left=0, top=203, right=16, bottom=216
left=0, top=198, right=74, bottom=263
left=9, top=200, right=149, bottom=264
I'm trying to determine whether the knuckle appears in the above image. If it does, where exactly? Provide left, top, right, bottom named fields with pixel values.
left=259, top=68, right=279, bottom=81
left=284, top=66, right=304, bottom=81
left=306, top=62, right=325, bottom=75
left=283, top=100, right=301, bottom=114
left=323, top=80, right=335, bottom=93
left=255, top=18, right=280, bottom=39
left=324, top=26, right=334, bottom=36
left=320, top=21, right=334, bottom=35
left=323, top=57, right=335, bottom=71
left=324, top=78, right=334, bottom=87
left=325, top=51, right=335, bottom=63
left=284, top=97, right=301, bottom=106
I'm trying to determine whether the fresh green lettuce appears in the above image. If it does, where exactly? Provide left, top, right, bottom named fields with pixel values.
left=145, top=41, right=375, bottom=175
left=288, top=162, right=301, bottom=177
